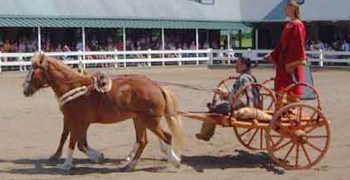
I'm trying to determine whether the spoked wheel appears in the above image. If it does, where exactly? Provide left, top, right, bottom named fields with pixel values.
left=282, top=83, right=322, bottom=110
left=266, top=103, right=330, bottom=170
left=233, top=83, right=277, bottom=151
left=261, top=77, right=275, bottom=89
left=211, top=76, right=237, bottom=105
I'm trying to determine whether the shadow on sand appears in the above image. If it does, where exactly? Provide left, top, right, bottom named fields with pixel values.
left=182, top=150, right=285, bottom=175
left=2, top=150, right=284, bottom=175
left=3, top=157, right=168, bottom=175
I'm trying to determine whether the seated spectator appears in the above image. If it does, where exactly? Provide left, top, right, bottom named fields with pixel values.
left=76, top=41, right=84, bottom=51
left=3, top=40, right=11, bottom=52
left=117, top=40, right=123, bottom=51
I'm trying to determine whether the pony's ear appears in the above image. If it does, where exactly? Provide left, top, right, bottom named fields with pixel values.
left=31, top=53, right=41, bottom=67
left=39, top=54, right=49, bottom=69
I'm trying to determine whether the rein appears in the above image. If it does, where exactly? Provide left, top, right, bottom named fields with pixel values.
left=155, top=81, right=212, bottom=93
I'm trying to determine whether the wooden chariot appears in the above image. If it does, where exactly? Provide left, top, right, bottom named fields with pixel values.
left=179, top=76, right=330, bottom=170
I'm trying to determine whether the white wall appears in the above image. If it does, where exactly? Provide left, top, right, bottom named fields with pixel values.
left=240, top=0, right=350, bottom=22
left=0, top=0, right=242, bottom=22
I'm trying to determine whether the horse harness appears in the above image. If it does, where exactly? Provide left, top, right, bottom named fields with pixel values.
left=57, top=74, right=113, bottom=107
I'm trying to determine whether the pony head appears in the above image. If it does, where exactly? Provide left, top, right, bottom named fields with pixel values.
left=23, top=53, right=50, bottom=97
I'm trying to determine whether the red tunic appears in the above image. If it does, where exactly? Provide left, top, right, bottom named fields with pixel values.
left=269, top=20, right=307, bottom=97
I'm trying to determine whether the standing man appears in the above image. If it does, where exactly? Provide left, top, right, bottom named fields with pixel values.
left=265, top=0, right=308, bottom=105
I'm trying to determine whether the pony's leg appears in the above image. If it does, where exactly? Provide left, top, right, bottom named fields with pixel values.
left=57, top=122, right=80, bottom=171
left=158, top=138, right=167, bottom=156
left=125, top=118, right=140, bottom=162
left=148, top=122, right=181, bottom=169
left=77, top=124, right=104, bottom=163
left=125, top=118, right=170, bottom=161
left=157, top=120, right=167, bottom=156
left=50, top=118, right=70, bottom=161
left=81, top=142, right=104, bottom=163
left=123, top=120, right=148, bottom=172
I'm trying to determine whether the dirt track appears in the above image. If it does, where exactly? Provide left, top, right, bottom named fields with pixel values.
left=0, top=66, right=349, bottom=180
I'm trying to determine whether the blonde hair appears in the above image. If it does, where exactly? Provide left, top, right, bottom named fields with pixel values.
left=288, top=0, right=301, bottom=20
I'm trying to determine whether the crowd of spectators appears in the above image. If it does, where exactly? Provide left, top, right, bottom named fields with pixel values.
left=1, top=30, right=350, bottom=61
left=0, top=36, right=38, bottom=53
left=306, top=39, right=350, bottom=52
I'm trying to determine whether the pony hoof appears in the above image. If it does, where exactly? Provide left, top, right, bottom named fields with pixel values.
left=121, top=165, right=134, bottom=172
left=98, top=153, right=105, bottom=163
left=124, top=156, right=132, bottom=162
left=170, top=160, right=181, bottom=169
left=49, top=154, right=61, bottom=161
left=57, top=163, right=72, bottom=171
left=169, top=155, right=181, bottom=169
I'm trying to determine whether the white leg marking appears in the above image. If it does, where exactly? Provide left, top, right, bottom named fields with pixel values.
left=158, top=139, right=167, bottom=156
left=165, top=143, right=181, bottom=168
left=125, top=143, right=139, bottom=162
left=57, top=148, right=74, bottom=170
left=84, top=146, right=102, bottom=163
left=125, top=158, right=140, bottom=171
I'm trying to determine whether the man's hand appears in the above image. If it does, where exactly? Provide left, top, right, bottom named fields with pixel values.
left=263, top=53, right=272, bottom=62
left=213, top=87, right=223, bottom=94
left=213, top=87, right=229, bottom=100
left=264, top=53, right=277, bottom=67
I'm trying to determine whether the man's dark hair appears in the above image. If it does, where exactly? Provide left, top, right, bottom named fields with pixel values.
left=238, top=57, right=253, bottom=69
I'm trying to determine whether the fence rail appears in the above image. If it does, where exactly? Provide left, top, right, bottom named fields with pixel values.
left=0, top=49, right=350, bottom=73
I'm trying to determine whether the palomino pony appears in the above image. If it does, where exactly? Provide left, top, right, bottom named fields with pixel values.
left=22, top=54, right=184, bottom=171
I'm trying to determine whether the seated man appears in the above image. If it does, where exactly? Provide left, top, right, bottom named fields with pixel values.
left=196, top=57, right=260, bottom=141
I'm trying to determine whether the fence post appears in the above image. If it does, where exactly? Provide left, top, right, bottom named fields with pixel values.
left=0, top=52, right=2, bottom=73
left=123, top=51, right=127, bottom=67
left=178, top=48, right=182, bottom=66
left=114, top=49, right=118, bottom=69
left=19, top=56, right=24, bottom=72
left=208, top=48, right=213, bottom=66
left=162, top=51, right=165, bottom=67
left=319, top=49, right=323, bottom=67
left=78, top=50, right=84, bottom=73
left=147, top=49, right=152, bottom=67
left=228, top=49, right=234, bottom=65
left=196, top=50, right=199, bottom=66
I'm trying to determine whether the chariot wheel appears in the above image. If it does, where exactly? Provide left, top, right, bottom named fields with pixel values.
left=233, top=83, right=277, bottom=151
left=211, top=76, right=237, bottom=105
left=266, top=103, right=330, bottom=170
left=281, top=83, right=322, bottom=110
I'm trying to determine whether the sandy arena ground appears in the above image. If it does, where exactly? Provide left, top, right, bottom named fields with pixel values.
left=0, top=66, right=349, bottom=180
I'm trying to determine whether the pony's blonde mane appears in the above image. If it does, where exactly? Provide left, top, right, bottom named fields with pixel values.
left=31, top=54, right=93, bottom=86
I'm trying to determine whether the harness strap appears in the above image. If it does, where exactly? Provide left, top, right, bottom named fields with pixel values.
left=93, top=76, right=113, bottom=93
left=57, top=86, right=88, bottom=107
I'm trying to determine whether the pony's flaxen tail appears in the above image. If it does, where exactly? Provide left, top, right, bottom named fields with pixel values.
left=160, top=86, right=185, bottom=154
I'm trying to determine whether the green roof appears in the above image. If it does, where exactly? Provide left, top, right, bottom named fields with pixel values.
left=0, top=17, right=248, bottom=30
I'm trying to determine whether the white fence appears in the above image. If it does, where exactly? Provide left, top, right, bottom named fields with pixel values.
left=0, top=49, right=350, bottom=72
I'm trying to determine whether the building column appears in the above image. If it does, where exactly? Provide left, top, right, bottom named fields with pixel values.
left=82, top=27, right=86, bottom=69
left=38, top=27, right=41, bottom=52
left=239, top=30, right=242, bottom=48
left=123, top=27, right=126, bottom=66
left=196, top=28, right=199, bottom=57
left=162, top=28, right=165, bottom=56
left=123, top=27, right=126, bottom=52
left=227, top=31, right=231, bottom=49
left=255, top=28, right=259, bottom=49
left=82, top=27, right=85, bottom=52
